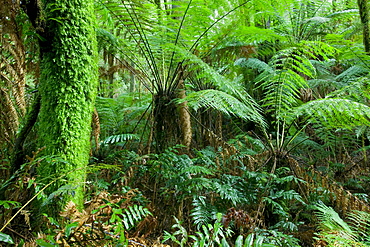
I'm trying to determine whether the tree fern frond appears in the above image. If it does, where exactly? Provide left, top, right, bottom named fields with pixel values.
left=292, top=98, right=370, bottom=129
left=234, top=58, right=273, bottom=73
left=326, top=9, right=359, bottom=19
left=328, top=76, right=370, bottom=103
left=335, top=65, right=369, bottom=84
left=347, top=210, right=370, bottom=240
left=235, top=26, right=287, bottom=44
left=103, top=134, right=139, bottom=144
left=256, top=41, right=336, bottom=120
left=183, top=89, right=266, bottom=127
left=304, top=16, right=331, bottom=24
left=314, top=202, right=354, bottom=237
left=261, top=69, right=308, bottom=117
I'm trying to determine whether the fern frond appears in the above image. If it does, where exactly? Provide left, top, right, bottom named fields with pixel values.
left=347, top=210, right=370, bottom=240
left=314, top=202, right=354, bottom=237
left=214, top=180, right=243, bottom=205
left=103, top=134, right=139, bottom=144
left=191, top=196, right=217, bottom=229
left=292, top=98, right=370, bottom=129
left=261, top=69, right=308, bottom=117
left=183, top=89, right=266, bottom=127
left=234, top=57, right=273, bottom=73
left=335, top=65, right=368, bottom=84
left=255, top=41, right=335, bottom=120
left=121, top=204, right=151, bottom=230
left=181, top=165, right=214, bottom=176
left=314, top=205, right=370, bottom=245
left=234, top=26, right=287, bottom=44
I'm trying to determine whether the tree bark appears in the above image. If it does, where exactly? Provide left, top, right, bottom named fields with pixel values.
left=37, top=0, right=98, bottom=213
left=358, top=0, right=370, bottom=54
left=177, top=80, right=192, bottom=152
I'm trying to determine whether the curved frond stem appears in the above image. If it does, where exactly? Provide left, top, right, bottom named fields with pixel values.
left=103, top=1, right=162, bottom=92
left=122, top=2, right=162, bottom=91
left=283, top=123, right=309, bottom=153
left=127, top=101, right=153, bottom=150
left=165, top=0, right=192, bottom=87
left=96, top=28, right=154, bottom=93
left=189, top=1, right=251, bottom=53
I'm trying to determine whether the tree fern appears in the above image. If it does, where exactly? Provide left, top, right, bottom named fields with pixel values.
left=235, top=57, right=273, bottom=74
left=103, top=133, right=140, bottom=144
left=335, top=65, right=369, bottom=84
left=292, top=98, right=370, bottom=129
left=183, top=89, right=266, bottom=128
left=314, top=202, right=370, bottom=246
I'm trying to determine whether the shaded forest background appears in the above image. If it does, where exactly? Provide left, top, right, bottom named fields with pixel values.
left=2, top=0, right=370, bottom=246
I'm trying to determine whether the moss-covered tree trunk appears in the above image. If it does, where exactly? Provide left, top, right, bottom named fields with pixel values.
left=358, top=0, right=370, bottom=54
left=37, top=0, right=98, bottom=212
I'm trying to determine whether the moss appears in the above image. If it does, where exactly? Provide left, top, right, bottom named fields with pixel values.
left=37, top=0, right=98, bottom=213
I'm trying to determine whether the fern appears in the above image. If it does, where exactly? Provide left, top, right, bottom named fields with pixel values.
left=347, top=210, right=370, bottom=241
left=120, top=204, right=151, bottom=230
left=214, top=175, right=246, bottom=205
left=235, top=57, right=273, bottom=73
left=163, top=217, right=189, bottom=247
left=164, top=213, right=232, bottom=247
left=191, top=196, right=217, bottom=229
left=183, top=89, right=266, bottom=127
left=292, top=98, right=370, bottom=129
left=313, top=202, right=370, bottom=246
left=335, top=65, right=369, bottom=84
left=190, top=221, right=231, bottom=247
left=234, top=234, right=275, bottom=247
left=103, top=133, right=140, bottom=144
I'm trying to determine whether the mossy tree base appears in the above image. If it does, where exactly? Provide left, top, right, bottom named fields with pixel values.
left=36, top=0, right=98, bottom=215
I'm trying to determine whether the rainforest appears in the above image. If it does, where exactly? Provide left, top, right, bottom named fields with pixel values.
left=1, top=0, right=370, bottom=246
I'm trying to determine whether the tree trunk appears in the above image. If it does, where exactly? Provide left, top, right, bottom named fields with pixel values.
left=177, top=80, right=192, bottom=152
left=153, top=93, right=180, bottom=152
left=37, top=0, right=98, bottom=213
left=358, top=0, right=370, bottom=54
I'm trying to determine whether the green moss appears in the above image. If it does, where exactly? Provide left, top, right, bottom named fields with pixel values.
left=37, top=0, right=98, bottom=212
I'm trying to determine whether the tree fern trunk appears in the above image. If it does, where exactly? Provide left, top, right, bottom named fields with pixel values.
left=153, top=93, right=181, bottom=152
left=37, top=0, right=98, bottom=214
left=177, top=80, right=192, bottom=152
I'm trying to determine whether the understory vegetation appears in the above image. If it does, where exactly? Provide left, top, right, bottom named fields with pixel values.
left=2, top=0, right=370, bottom=246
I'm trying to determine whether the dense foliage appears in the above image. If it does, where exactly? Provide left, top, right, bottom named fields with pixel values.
left=1, top=0, right=370, bottom=246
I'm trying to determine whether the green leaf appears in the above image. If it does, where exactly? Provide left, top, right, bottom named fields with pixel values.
left=0, top=200, right=21, bottom=209
left=0, top=232, right=14, bottom=244
left=65, top=222, right=79, bottom=238
left=245, top=233, right=255, bottom=246
left=222, top=237, right=230, bottom=247
left=35, top=239, right=55, bottom=247
left=234, top=235, right=244, bottom=247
